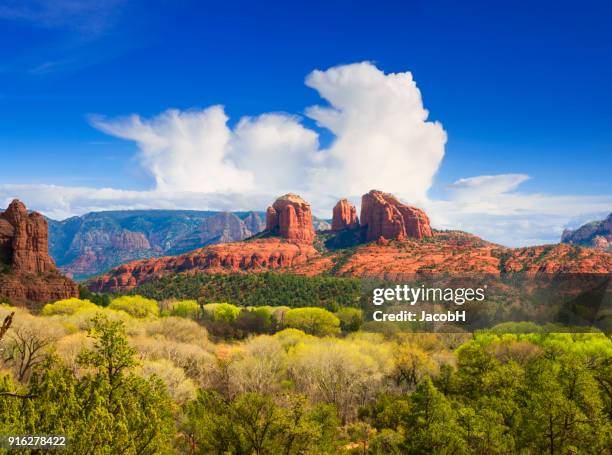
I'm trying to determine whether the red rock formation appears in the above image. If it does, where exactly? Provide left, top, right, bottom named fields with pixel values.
left=0, top=274, right=80, bottom=305
left=90, top=226, right=612, bottom=293
left=296, top=231, right=612, bottom=280
left=499, top=243, right=612, bottom=277
left=332, top=199, right=359, bottom=231
left=360, top=190, right=433, bottom=242
left=0, top=199, right=78, bottom=304
left=0, top=199, right=55, bottom=273
left=90, top=238, right=319, bottom=292
left=265, top=194, right=315, bottom=243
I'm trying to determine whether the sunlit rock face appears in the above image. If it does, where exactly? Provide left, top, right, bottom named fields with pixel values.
left=265, top=194, right=315, bottom=243
left=360, top=190, right=433, bottom=242
left=0, top=199, right=78, bottom=304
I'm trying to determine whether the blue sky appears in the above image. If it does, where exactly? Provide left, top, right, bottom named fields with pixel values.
left=0, top=0, right=611, bottom=245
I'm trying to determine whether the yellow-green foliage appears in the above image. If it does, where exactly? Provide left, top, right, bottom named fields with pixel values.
left=145, top=317, right=210, bottom=348
left=284, top=307, right=340, bottom=336
left=58, top=307, right=136, bottom=333
left=286, top=336, right=392, bottom=421
left=42, top=298, right=97, bottom=316
left=109, top=295, right=159, bottom=319
left=138, top=358, right=197, bottom=404
left=203, top=302, right=240, bottom=322
left=168, top=300, right=200, bottom=319
left=273, top=328, right=314, bottom=349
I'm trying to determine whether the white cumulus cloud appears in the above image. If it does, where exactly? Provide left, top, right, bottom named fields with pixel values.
left=90, top=107, right=255, bottom=193
left=87, top=61, right=445, bottom=209
left=305, top=62, right=446, bottom=204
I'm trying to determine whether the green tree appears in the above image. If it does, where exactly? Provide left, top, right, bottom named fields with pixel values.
left=179, top=391, right=339, bottom=455
left=336, top=307, right=364, bottom=332
left=169, top=299, right=201, bottom=319
left=284, top=307, right=340, bottom=336
left=0, top=314, right=175, bottom=454
left=41, top=298, right=97, bottom=316
left=518, top=353, right=610, bottom=454
left=402, top=377, right=466, bottom=454
left=108, top=295, right=159, bottom=318
left=79, top=285, right=111, bottom=307
left=368, top=428, right=403, bottom=454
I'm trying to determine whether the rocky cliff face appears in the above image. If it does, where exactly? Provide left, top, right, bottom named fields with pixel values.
left=0, top=199, right=55, bottom=273
left=332, top=199, right=359, bottom=231
left=243, top=211, right=266, bottom=235
left=171, top=212, right=252, bottom=251
left=0, top=200, right=78, bottom=305
left=265, top=194, right=315, bottom=243
left=91, top=227, right=612, bottom=293
left=90, top=238, right=318, bottom=292
left=360, top=190, right=433, bottom=241
left=561, top=213, right=612, bottom=252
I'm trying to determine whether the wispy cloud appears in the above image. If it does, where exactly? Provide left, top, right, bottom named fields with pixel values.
left=0, top=0, right=125, bottom=36
left=0, top=0, right=131, bottom=74
left=426, top=175, right=612, bottom=246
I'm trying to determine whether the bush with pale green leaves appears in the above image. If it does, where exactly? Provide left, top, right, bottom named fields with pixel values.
left=41, top=298, right=97, bottom=316
left=109, top=295, right=159, bottom=318
left=168, top=300, right=200, bottom=319
left=284, top=307, right=340, bottom=336
left=203, top=302, right=240, bottom=322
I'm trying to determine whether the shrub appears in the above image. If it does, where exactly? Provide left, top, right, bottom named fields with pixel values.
left=109, top=295, right=159, bottom=319
left=284, top=308, right=340, bottom=336
left=58, top=307, right=135, bottom=332
left=139, top=359, right=196, bottom=404
left=145, top=317, right=210, bottom=348
left=169, top=300, right=201, bottom=319
left=336, top=307, right=364, bottom=332
left=41, top=298, right=97, bottom=316
left=203, top=303, right=240, bottom=323
left=273, top=328, right=313, bottom=349
left=129, top=335, right=216, bottom=386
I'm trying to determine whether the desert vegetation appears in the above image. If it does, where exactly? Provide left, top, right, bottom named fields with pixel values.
left=0, top=294, right=610, bottom=454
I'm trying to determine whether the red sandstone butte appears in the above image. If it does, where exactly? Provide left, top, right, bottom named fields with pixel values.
left=331, top=199, right=359, bottom=231
left=265, top=194, right=315, bottom=243
left=360, top=190, right=433, bottom=242
left=0, top=199, right=78, bottom=304
left=0, top=199, right=55, bottom=273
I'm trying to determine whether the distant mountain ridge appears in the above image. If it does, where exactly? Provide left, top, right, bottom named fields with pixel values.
left=561, top=213, right=612, bottom=252
left=48, top=210, right=266, bottom=279
left=48, top=209, right=331, bottom=279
